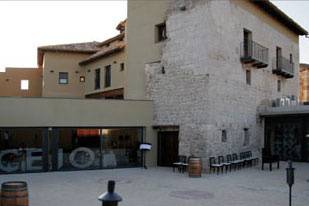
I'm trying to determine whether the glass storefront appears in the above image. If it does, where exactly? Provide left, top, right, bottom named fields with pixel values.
left=0, top=128, right=44, bottom=173
left=265, top=116, right=309, bottom=162
left=0, top=127, right=143, bottom=174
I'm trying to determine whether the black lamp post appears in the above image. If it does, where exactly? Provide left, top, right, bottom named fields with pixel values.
left=286, top=160, right=295, bottom=206
left=98, top=180, right=122, bottom=206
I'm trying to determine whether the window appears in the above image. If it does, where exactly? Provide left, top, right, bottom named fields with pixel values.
left=80, top=76, right=85, bottom=83
left=95, top=69, right=100, bottom=90
left=246, top=70, right=251, bottom=85
left=59, top=72, right=68, bottom=84
left=290, top=53, right=293, bottom=64
left=243, top=128, right=250, bottom=146
left=20, top=80, right=29, bottom=90
left=277, top=79, right=281, bottom=92
left=105, top=65, right=111, bottom=88
left=243, top=29, right=252, bottom=57
left=120, top=63, right=125, bottom=71
left=276, top=47, right=282, bottom=68
left=155, top=23, right=167, bottom=42
left=221, top=130, right=227, bottom=142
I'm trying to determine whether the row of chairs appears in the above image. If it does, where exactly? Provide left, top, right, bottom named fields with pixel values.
left=209, top=151, right=259, bottom=174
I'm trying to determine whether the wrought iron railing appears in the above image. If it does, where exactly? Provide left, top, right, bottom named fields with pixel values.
left=240, top=40, right=269, bottom=66
left=272, top=56, right=294, bottom=77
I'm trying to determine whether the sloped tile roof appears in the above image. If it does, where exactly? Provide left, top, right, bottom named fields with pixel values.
left=97, top=33, right=125, bottom=47
left=300, top=63, right=309, bottom=71
left=252, top=0, right=308, bottom=35
left=79, top=42, right=125, bottom=66
left=37, top=41, right=101, bottom=66
left=37, top=19, right=127, bottom=67
left=38, top=41, right=101, bottom=53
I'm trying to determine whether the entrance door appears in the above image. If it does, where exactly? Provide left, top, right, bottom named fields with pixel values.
left=266, top=118, right=304, bottom=161
left=157, top=131, right=179, bottom=166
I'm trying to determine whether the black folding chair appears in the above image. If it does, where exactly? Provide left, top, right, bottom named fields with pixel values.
left=232, top=153, right=244, bottom=169
left=209, top=157, right=224, bottom=175
left=172, top=155, right=187, bottom=173
left=219, top=155, right=231, bottom=173
left=241, top=152, right=252, bottom=167
left=226, top=154, right=236, bottom=171
left=240, top=152, right=250, bottom=167
left=247, top=151, right=259, bottom=165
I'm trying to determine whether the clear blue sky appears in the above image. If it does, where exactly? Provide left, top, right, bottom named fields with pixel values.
left=271, top=0, right=309, bottom=64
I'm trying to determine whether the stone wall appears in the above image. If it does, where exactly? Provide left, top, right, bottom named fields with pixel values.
left=145, top=0, right=299, bottom=170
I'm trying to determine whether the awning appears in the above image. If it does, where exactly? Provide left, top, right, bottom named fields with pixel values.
left=259, top=105, right=309, bottom=117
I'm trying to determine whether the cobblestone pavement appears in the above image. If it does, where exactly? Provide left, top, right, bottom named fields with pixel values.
left=1, top=162, right=309, bottom=206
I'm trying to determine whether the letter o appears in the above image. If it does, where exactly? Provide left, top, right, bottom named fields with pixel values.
left=69, top=147, right=95, bottom=169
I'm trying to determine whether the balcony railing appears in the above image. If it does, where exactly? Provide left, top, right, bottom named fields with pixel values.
left=240, top=40, right=269, bottom=68
left=272, top=56, right=294, bottom=78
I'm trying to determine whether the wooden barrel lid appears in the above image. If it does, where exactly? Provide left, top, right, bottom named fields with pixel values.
left=1, top=181, right=27, bottom=191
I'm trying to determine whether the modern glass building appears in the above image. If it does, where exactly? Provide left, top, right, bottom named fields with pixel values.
left=0, top=127, right=143, bottom=174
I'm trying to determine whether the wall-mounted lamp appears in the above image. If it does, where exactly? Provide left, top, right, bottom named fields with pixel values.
left=102, top=129, right=109, bottom=136
left=87, top=69, right=91, bottom=73
left=80, top=76, right=85, bottom=82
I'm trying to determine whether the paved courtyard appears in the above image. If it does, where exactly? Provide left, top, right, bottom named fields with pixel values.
left=1, top=162, right=309, bottom=206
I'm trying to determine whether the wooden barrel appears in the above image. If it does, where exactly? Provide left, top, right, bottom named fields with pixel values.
left=1, top=181, right=28, bottom=206
left=188, top=157, right=202, bottom=177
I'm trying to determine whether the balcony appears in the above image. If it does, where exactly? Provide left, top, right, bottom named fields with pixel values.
left=240, top=40, right=269, bottom=68
left=272, top=56, right=294, bottom=78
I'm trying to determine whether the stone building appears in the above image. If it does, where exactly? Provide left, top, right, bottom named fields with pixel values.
left=0, top=0, right=308, bottom=174
left=127, top=0, right=308, bottom=166
left=300, top=63, right=309, bottom=103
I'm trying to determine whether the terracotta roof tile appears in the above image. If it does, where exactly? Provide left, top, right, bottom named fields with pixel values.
left=79, top=42, right=125, bottom=66
left=300, top=63, right=309, bottom=71
left=116, top=19, right=127, bottom=32
left=97, top=33, right=125, bottom=47
left=38, top=41, right=101, bottom=53
left=37, top=41, right=101, bottom=66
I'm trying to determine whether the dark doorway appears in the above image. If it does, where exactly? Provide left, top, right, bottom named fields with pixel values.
left=264, top=116, right=308, bottom=162
left=157, top=131, right=179, bottom=166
